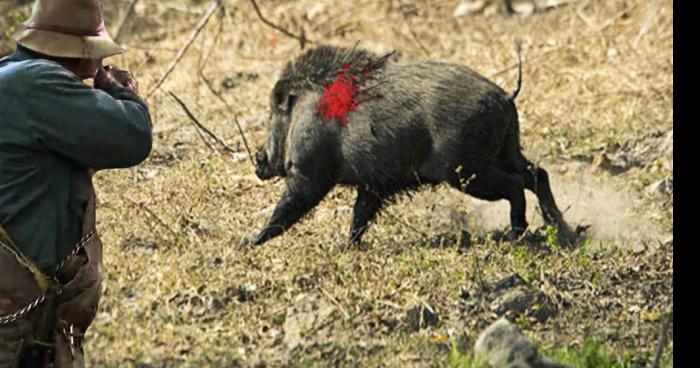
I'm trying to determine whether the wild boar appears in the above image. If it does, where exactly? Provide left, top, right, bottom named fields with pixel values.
left=251, top=44, right=576, bottom=246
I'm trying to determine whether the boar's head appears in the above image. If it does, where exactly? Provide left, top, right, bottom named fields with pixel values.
left=254, top=45, right=390, bottom=181
left=255, top=79, right=298, bottom=180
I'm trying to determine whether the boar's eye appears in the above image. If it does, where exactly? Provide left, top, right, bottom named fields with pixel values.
left=286, top=94, right=298, bottom=114
left=276, top=93, right=298, bottom=115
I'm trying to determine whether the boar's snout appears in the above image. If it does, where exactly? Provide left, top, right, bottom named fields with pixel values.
left=254, top=149, right=274, bottom=180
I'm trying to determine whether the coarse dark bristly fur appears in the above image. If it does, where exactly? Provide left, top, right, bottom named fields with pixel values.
left=251, top=44, right=576, bottom=247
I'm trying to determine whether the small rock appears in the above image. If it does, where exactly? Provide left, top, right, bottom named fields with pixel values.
left=591, top=152, right=613, bottom=171
left=475, top=318, right=572, bottom=368
left=490, top=287, right=535, bottom=315
left=513, top=1, right=535, bottom=16
left=492, top=274, right=528, bottom=291
left=558, top=138, right=571, bottom=151
left=453, top=1, right=486, bottom=17
left=229, top=152, right=250, bottom=163
left=484, top=2, right=500, bottom=16
left=283, top=294, right=335, bottom=351
left=210, top=297, right=226, bottom=311
left=663, top=130, right=673, bottom=154
left=645, top=178, right=672, bottom=197
left=305, top=3, right=324, bottom=20
left=590, top=152, right=625, bottom=174
left=661, top=235, right=673, bottom=247
left=488, top=275, right=557, bottom=321
left=607, top=47, right=619, bottom=58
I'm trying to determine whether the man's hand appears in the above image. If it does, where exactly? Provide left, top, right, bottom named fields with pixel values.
left=94, top=65, right=139, bottom=94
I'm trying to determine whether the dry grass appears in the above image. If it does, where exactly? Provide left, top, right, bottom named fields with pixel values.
left=3, top=0, right=673, bottom=366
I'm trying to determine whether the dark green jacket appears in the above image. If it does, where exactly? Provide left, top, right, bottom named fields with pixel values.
left=0, top=47, right=152, bottom=274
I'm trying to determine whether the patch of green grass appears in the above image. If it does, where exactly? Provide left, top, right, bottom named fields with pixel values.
left=550, top=340, right=626, bottom=368
left=444, top=340, right=482, bottom=368
left=445, top=339, right=674, bottom=368
left=549, top=339, right=673, bottom=368
left=292, top=358, right=324, bottom=368
left=510, top=245, right=539, bottom=283
left=544, top=225, right=561, bottom=253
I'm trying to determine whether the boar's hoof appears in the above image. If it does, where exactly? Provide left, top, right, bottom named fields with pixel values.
left=244, top=230, right=265, bottom=246
left=509, top=226, right=527, bottom=241
left=556, top=225, right=586, bottom=248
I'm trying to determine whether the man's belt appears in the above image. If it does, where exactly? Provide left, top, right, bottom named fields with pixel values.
left=0, top=227, right=96, bottom=326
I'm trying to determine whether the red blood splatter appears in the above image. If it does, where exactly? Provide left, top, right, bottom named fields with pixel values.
left=316, top=62, right=380, bottom=127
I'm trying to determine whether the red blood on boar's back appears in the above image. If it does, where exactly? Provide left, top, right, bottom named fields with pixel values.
left=316, top=62, right=381, bottom=127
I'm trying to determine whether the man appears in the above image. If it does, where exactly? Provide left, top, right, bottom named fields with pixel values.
left=0, top=0, right=152, bottom=366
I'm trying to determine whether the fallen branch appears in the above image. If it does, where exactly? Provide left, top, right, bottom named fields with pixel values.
left=199, top=76, right=255, bottom=165
left=169, top=91, right=236, bottom=156
left=113, top=0, right=139, bottom=42
left=146, top=0, right=223, bottom=98
left=172, top=93, right=217, bottom=153
left=125, top=197, right=179, bottom=239
left=576, top=1, right=638, bottom=33
left=597, top=2, right=640, bottom=33
left=633, top=3, right=659, bottom=47
left=249, top=0, right=309, bottom=49
left=197, top=10, right=255, bottom=166
left=398, top=1, right=431, bottom=58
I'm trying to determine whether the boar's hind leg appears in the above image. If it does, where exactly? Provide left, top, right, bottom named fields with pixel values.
left=515, top=154, right=576, bottom=240
left=455, top=166, right=528, bottom=236
left=349, top=189, right=386, bottom=244
left=252, top=174, right=333, bottom=245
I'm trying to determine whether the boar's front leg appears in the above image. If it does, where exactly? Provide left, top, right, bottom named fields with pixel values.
left=349, top=189, right=386, bottom=244
left=252, top=173, right=333, bottom=245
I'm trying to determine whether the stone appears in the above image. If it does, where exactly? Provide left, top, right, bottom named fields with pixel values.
left=474, top=318, right=572, bottom=368
left=453, top=1, right=487, bottom=17
left=645, top=177, right=672, bottom=198
left=487, top=275, right=558, bottom=322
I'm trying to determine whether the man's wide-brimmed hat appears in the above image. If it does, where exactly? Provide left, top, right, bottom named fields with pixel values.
left=13, top=0, right=124, bottom=59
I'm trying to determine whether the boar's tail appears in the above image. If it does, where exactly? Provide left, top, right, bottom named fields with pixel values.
left=510, top=39, right=523, bottom=101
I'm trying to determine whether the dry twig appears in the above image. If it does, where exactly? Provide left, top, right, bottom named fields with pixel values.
left=125, top=197, right=179, bottom=239
left=398, top=1, right=431, bottom=58
left=146, top=0, right=223, bottom=98
left=197, top=10, right=255, bottom=166
left=169, top=91, right=237, bottom=156
left=249, top=0, right=309, bottom=49
left=113, top=0, right=139, bottom=43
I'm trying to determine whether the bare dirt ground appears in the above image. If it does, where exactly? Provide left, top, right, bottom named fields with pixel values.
left=2, top=0, right=673, bottom=366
